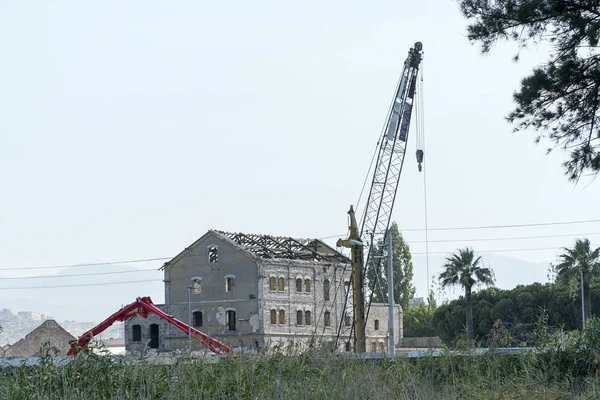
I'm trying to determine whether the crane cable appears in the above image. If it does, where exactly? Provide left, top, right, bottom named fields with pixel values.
left=415, top=57, right=431, bottom=299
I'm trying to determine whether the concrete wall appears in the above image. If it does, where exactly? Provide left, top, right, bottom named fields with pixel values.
left=400, top=336, right=443, bottom=349
left=4, top=320, right=75, bottom=357
left=162, top=232, right=261, bottom=349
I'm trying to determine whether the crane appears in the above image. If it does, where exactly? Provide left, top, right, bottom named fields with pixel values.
left=67, top=296, right=231, bottom=356
left=337, top=42, right=424, bottom=352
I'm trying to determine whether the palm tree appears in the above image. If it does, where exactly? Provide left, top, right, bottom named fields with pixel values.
left=439, top=247, right=495, bottom=344
left=554, top=238, right=600, bottom=328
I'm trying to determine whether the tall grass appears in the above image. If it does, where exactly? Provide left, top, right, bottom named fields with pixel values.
left=4, top=317, right=600, bottom=399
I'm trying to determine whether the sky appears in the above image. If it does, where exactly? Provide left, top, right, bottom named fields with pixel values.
left=1, top=0, right=599, bottom=315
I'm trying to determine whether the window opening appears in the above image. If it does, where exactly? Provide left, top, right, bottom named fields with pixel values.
left=323, top=279, right=330, bottom=301
left=305, top=311, right=311, bottom=325
left=192, top=277, right=202, bottom=294
left=278, top=277, right=285, bottom=291
left=270, top=309, right=277, bottom=324
left=225, top=277, right=235, bottom=292
left=193, top=311, right=203, bottom=327
left=296, top=310, right=303, bottom=325
left=279, top=309, right=285, bottom=325
left=324, top=311, right=331, bottom=327
left=269, top=276, right=276, bottom=291
left=226, top=310, right=236, bottom=331
left=208, top=246, right=218, bottom=263
left=132, top=325, right=141, bottom=342
left=305, top=279, right=311, bottom=292
left=296, top=278, right=303, bottom=292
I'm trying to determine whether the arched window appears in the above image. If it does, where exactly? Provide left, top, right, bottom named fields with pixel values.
left=296, top=278, right=303, bottom=292
left=132, top=325, right=141, bottom=342
left=344, top=313, right=352, bottom=326
left=374, top=319, right=380, bottom=330
left=323, top=279, right=330, bottom=301
left=279, top=309, right=285, bottom=325
left=270, top=309, right=277, bottom=325
left=305, top=311, right=311, bottom=325
left=191, top=277, right=202, bottom=294
left=269, top=276, right=276, bottom=291
left=305, top=279, right=311, bottom=292
left=296, top=310, right=303, bottom=325
left=193, top=311, right=203, bottom=327
left=378, top=342, right=385, bottom=352
left=278, top=277, right=285, bottom=292
left=324, top=311, right=331, bottom=327
left=370, top=342, right=377, bottom=352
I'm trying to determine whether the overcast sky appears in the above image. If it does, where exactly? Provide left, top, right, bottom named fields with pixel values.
left=1, top=1, right=599, bottom=306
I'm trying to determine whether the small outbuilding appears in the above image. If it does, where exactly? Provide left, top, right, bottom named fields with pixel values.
left=3, top=320, right=75, bottom=357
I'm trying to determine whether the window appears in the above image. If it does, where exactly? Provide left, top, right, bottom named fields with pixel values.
left=305, top=279, right=311, bottom=292
left=296, top=278, right=303, bottom=292
left=269, top=276, right=276, bottom=291
left=378, top=342, right=385, bottom=352
left=371, top=342, right=377, bottom=352
left=278, top=277, right=285, bottom=292
left=270, top=309, right=277, bottom=325
left=191, top=277, right=202, bottom=294
left=208, top=246, right=218, bottom=263
left=344, top=313, right=352, bottom=326
left=132, top=325, right=141, bottom=342
left=374, top=319, right=380, bottom=330
left=305, top=311, right=311, bottom=325
left=193, top=311, right=203, bottom=327
left=296, top=310, right=303, bottom=325
left=344, top=280, right=350, bottom=295
left=226, top=310, right=236, bottom=331
left=225, top=276, right=235, bottom=292
left=323, top=279, right=330, bottom=301
left=279, top=309, right=285, bottom=325
left=149, top=324, right=159, bottom=349
left=324, top=311, right=331, bottom=327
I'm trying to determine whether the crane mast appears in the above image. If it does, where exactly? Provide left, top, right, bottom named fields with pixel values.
left=338, top=41, right=423, bottom=352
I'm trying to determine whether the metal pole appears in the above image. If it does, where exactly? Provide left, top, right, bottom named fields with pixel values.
left=187, top=287, right=192, bottom=353
left=581, top=268, right=586, bottom=331
left=387, top=229, right=395, bottom=357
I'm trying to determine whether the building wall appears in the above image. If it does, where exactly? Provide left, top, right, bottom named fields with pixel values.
left=162, top=233, right=261, bottom=350
left=4, top=320, right=75, bottom=357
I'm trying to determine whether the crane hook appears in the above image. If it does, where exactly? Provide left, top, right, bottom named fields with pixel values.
left=416, top=149, right=424, bottom=172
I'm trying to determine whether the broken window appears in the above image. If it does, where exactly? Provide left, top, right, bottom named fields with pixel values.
left=132, top=325, right=141, bottom=342
left=226, top=310, right=236, bottom=331
left=324, top=311, right=331, bottom=327
left=269, top=276, right=276, bottom=291
left=344, top=313, right=352, bottom=327
left=270, top=309, right=277, bottom=325
left=296, top=278, right=303, bottom=292
left=305, top=311, right=311, bottom=325
left=193, top=311, right=203, bottom=327
left=374, top=319, right=380, bottom=330
left=323, top=279, right=330, bottom=301
left=191, top=277, right=202, bottom=294
left=278, top=277, right=285, bottom=292
left=208, top=246, right=218, bottom=263
left=225, top=276, right=235, bottom=292
left=296, top=310, right=303, bottom=325
left=279, top=309, right=285, bottom=325
left=305, top=279, right=311, bottom=292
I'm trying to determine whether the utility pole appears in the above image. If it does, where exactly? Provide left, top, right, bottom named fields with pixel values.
left=187, top=286, right=192, bottom=353
left=387, top=229, right=395, bottom=357
left=581, top=268, right=586, bottom=331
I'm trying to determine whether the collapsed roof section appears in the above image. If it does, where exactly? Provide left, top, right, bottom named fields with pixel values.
left=213, top=230, right=350, bottom=264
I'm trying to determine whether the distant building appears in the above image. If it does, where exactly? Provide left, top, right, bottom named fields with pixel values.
left=3, top=320, right=75, bottom=357
left=125, top=230, right=403, bottom=354
left=409, top=297, right=424, bottom=307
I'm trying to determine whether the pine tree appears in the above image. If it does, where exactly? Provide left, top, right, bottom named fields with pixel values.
left=456, top=0, right=600, bottom=182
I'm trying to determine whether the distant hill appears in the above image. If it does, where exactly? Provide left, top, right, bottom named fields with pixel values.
left=0, top=264, right=164, bottom=322
left=411, top=253, right=551, bottom=302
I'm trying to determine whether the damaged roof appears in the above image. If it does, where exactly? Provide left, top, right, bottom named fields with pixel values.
left=213, top=230, right=350, bottom=263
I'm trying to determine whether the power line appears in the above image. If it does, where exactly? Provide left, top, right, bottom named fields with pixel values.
left=0, top=268, right=159, bottom=280
left=409, top=232, right=600, bottom=244
left=319, top=218, right=600, bottom=238
left=0, top=257, right=171, bottom=272
left=412, top=246, right=562, bottom=255
left=0, top=279, right=161, bottom=290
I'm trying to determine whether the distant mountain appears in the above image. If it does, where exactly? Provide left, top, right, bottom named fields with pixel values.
left=411, top=253, right=551, bottom=302
left=0, top=264, right=164, bottom=322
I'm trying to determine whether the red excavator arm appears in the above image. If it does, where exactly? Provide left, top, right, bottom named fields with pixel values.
left=67, top=296, right=231, bottom=355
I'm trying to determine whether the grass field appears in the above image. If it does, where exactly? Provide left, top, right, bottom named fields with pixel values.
left=3, top=317, right=600, bottom=399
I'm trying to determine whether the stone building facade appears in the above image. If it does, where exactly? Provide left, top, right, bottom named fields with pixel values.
left=125, top=230, right=403, bottom=354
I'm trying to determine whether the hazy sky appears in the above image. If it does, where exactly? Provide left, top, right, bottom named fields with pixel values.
left=1, top=1, right=599, bottom=307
